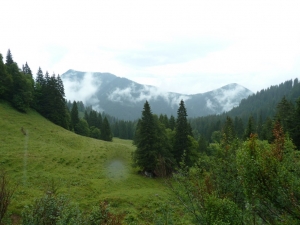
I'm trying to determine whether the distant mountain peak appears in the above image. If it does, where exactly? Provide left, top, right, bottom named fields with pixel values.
left=61, top=70, right=253, bottom=120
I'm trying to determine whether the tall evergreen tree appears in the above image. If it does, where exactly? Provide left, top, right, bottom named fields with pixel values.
left=71, top=101, right=80, bottom=132
left=292, top=97, right=300, bottom=149
left=234, top=116, right=244, bottom=139
left=46, top=74, right=68, bottom=128
left=169, top=115, right=176, bottom=130
left=5, top=49, right=13, bottom=65
left=275, top=96, right=294, bottom=135
left=22, top=62, right=32, bottom=76
left=33, top=67, right=45, bottom=112
left=173, top=100, right=190, bottom=165
left=101, top=117, right=112, bottom=141
left=244, top=115, right=255, bottom=139
left=0, top=53, right=12, bottom=100
left=222, top=116, right=236, bottom=146
left=133, top=101, right=158, bottom=172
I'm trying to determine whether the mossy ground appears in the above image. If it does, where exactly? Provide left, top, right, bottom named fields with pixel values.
left=0, top=101, right=175, bottom=224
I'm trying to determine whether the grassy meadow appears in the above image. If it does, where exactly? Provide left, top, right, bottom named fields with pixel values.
left=0, top=101, right=175, bottom=224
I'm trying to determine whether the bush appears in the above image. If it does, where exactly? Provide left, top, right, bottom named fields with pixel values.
left=22, top=192, right=84, bottom=225
left=0, top=170, right=15, bottom=225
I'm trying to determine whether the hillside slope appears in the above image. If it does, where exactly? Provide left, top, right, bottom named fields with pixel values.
left=0, top=101, right=169, bottom=223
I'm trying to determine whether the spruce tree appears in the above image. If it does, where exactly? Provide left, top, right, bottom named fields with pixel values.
left=71, top=101, right=80, bottom=132
left=275, top=96, right=294, bottom=135
left=22, top=62, right=32, bottom=76
left=244, top=116, right=255, bottom=139
left=169, top=115, right=176, bottom=130
left=46, top=74, right=68, bottom=129
left=173, top=100, right=190, bottom=165
left=101, top=117, right=112, bottom=141
left=5, top=49, right=13, bottom=65
left=222, top=116, right=236, bottom=145
left=133, top=101, right=158, bottom=172
left=33, top=68, right=45, bottom=112
left=0, top=53, right=12, bottom=100
left=292, top=97, right=300, bottom=149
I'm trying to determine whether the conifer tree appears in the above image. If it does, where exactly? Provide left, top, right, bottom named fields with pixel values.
left=244, top=116, right=255, bottom=139
left=71, top=101, right=80, bottom=132
left=22, top=62, right=32, bottom=76
left=292, top=97, right=300, bottom=149
left=275, top=96, right=294, bottom=135
left=46, top=74, right=68, bottom=129
left=101, top=117, right=112, bottom=141
left=33, top=68, right=45, bottom=112
left=169, top=115, right=176, bottom=130
left=173, top=100, right=190, bottom=165
left=133, top=101, right=158, bottom=172
left=5, top=49, right=13, bottom=65
left=0, top=53, right=12, bottom=100
left=222, top=116, right=236, bottom=146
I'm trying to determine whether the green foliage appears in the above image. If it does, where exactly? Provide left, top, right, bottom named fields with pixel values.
left=22, top=192, right=84, bottom=225
left=0, top=53, right=12, bottom=100
left=173, top=100, right=191, bottom=166
left=90, top=126, right=101, bottom=139
left=0, top=171, right=15, bottom=225
left=168, top=162, right=242, bottom=224
left=5, top=49, right=13, bottom=65
left=133, top=101, right=159, bottom=172
left=75, top=119, right=90, bottom=137
left=71, top=101, right=80, bottom=131
left=6, top=62, right=33, bottom=112
left=237, top=124, right=300, bottom=223
left=101, top=117, right=112, bottom=141
left=133, top=101, right=174, bottom=175
left=292, top=97, right=300, bottom=149
left=88, top=202, right=123, bottom=225
left=244, top=115, right=255, bottom=140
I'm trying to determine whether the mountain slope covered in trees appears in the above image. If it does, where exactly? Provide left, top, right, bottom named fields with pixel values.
left=61, top=69, right=253, bottom=120
left=190, top=78, right=300, bottom=143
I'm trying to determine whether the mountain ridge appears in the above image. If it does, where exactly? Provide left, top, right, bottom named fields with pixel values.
left=61, top=70, right=253, bottom=120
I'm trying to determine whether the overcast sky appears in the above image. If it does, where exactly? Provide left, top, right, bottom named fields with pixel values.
left=1, top=0, right=300, bottom=94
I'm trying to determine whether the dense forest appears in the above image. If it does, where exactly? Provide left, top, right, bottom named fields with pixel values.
left=130, top=96, right=300, bottom=224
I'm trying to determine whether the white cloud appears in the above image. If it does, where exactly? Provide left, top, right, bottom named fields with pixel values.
left=206, top=99, right=215, bottom=112
left=108, top=83, right=190, bottom=106
left=0, top=0, right=300, bottom=95
left=63, top=72, right=100, bottom=103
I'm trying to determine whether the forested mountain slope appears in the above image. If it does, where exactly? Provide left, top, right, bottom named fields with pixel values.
left=190, top=78, right=300, bottom=141
left=61, top=70, right=253, bottom=120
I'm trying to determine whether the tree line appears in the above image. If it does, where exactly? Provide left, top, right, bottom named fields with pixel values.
left=0, top=49, right=113, bottom=141
left=132, top=98, right=300, bottom=224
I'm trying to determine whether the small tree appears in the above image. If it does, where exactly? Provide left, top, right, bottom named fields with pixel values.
left=75, top=119, right=90, bottom=137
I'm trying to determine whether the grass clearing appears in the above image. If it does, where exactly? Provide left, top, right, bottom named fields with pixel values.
left=0, top=101, right=172, bottom=224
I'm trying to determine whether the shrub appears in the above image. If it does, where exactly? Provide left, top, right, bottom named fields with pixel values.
left=0, top=170, right=15, bottom=225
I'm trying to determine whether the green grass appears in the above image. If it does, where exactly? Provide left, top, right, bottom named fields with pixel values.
left=0, top=101, right=172, bottom=224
